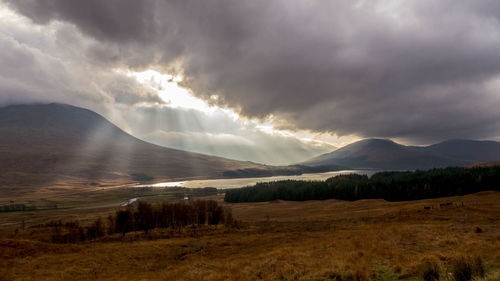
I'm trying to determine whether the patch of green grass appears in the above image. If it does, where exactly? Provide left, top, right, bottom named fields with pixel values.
left=476, top=263, right=500, bottom=281
left=374, top=261, right=400, bottom=281
left=2, top=185, right=220, bottom=212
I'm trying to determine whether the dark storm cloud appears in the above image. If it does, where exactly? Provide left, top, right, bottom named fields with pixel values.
left=0, top=30, right=162, bottom=108
left=0, top=10, right=165, bottom=109
left=6, top=0, right=500, bottom=142
left=5, top=0, right=156, bottom=42
left=0, top=31, right=89, bottom=106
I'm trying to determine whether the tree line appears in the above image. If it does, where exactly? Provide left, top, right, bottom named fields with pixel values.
left=0, top=204, right=38, bottom=212
left=222, top=165, right=345, bottom=178
left=48, top=199, right=234, bottom=243
left=224, top=166, right=500, bottom=203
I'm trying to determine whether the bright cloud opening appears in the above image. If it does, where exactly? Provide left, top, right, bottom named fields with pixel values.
left=108, top=68, right=351, bottom=164
left=127, top=69, right=213, bottom=113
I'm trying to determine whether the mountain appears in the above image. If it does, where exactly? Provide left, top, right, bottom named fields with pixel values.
left=303, top=138, right=500, bottom=170
left=469, top=161, right=500, bottom=168
left=423, top=139, right=500, bottom=163
left=0, top=103, right=266, bottom=189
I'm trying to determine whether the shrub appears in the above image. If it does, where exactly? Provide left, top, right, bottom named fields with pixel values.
left=45, top=200, right=233, bottom=242
left=115, top=209, right=134, bottom=235
left=450, top=256, right=485, bottom=281
left=86, top=218, right=105, bottom=239
left=421, top=260, right=440, bottom=281
left=131, top=173, right=154, bottom=181
left=341, top=269, right=370, bottom=281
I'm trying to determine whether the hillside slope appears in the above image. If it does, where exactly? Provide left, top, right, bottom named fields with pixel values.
left=303, top=138, right=500, bottom=170
left=423, top=139, right=500, bottom=162
left=0, top=103, right=264, bottom=189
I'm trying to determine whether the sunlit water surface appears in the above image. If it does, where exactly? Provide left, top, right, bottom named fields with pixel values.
left=139, top=170, right=379, bottom=190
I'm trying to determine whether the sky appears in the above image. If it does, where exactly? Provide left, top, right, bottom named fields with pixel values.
left=1, top=1, right=500, bottom=165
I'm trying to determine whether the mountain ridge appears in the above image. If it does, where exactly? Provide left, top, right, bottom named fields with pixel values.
left=0, top=103, right=267, bottom=190
left=303, top=138, right=500, bottom=170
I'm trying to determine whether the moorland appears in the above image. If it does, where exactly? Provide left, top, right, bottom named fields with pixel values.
left=1, top=189, right=500, bottom=280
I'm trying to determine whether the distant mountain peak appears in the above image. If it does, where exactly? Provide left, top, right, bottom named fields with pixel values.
left=358, top=138, right=396, bottom=143
left=0, top=103, right=266, bottom=188
left=346, top=138, right=401, bottom=147
left=303, top=138, right=500, bottom=170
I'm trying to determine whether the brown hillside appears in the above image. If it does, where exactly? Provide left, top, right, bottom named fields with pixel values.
left=0, top=103, right=263, bottom=192
left=1, top=191, right=499, bottom=280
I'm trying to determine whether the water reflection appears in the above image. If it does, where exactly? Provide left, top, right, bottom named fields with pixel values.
left=140, top=170, right=378, bottom=190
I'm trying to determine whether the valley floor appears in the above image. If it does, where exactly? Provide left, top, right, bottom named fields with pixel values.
left=1, top=191, right=500, bottom=280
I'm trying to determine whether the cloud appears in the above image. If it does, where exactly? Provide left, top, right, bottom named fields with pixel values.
left=0, top=8, right=164, bottom=109
left=117, top=105, right=334, bottom=165
left=4, top=0, right=500, bottom=144
left=0, top=3, right=334, bottom=165
left=0, top=31, right=87, bottom=105
left=144, top=130, right=333, bottom=166
left=3, top=0, right=156, bottom=43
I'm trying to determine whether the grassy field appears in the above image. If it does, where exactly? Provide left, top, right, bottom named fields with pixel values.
left=0, top=185, right=220, bottom=216
left=1, top=191, right=500, bottom=280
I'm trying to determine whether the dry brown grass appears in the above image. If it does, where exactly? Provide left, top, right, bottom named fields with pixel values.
left=1, top=191, right=500, bottom=280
